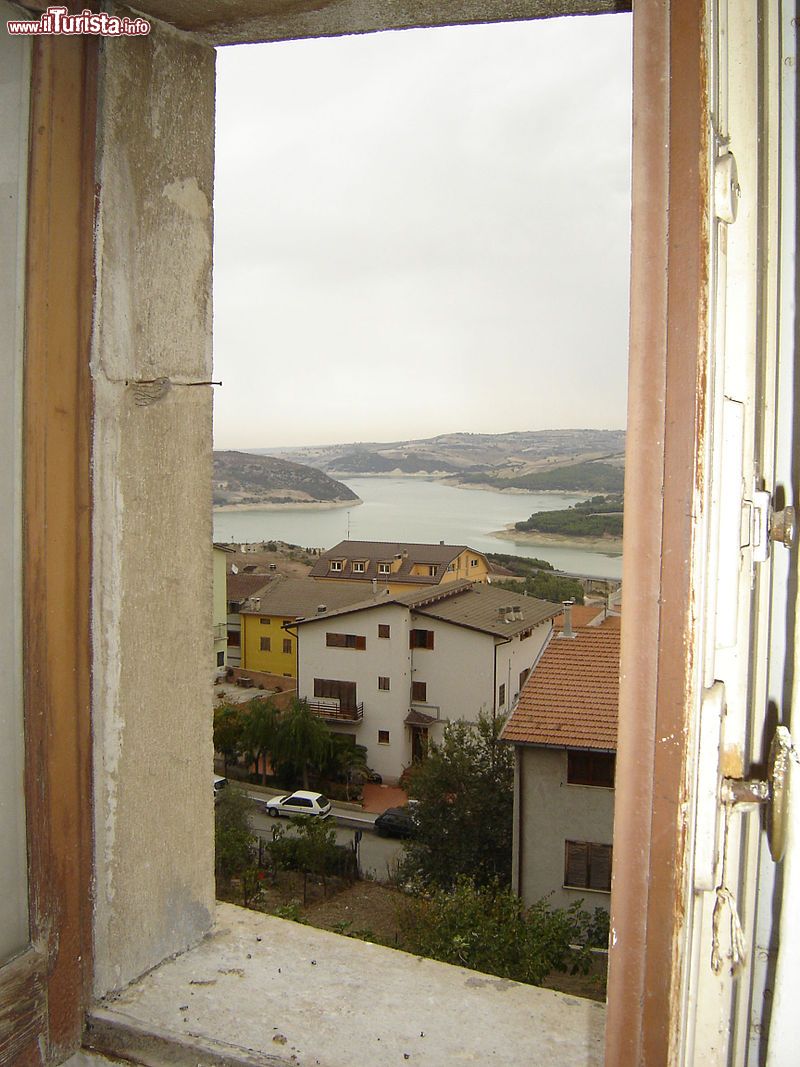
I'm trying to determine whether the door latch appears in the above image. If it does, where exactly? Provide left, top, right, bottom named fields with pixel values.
left=752, top=490, right=796, bottom=564
left=720, top=725, right=794, bottom=861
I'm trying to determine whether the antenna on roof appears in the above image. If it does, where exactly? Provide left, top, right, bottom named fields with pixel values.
left=346, top=510, right=351, bottom=540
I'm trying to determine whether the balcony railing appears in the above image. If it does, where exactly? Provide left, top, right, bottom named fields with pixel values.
left=213, top=623, right=227, bottom=640
left=303, top=700, right=364, bottom=723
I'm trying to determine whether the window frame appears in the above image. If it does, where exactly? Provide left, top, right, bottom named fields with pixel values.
left=9, top=6, right=719, bottom=1063
left=564, top=840, right=613, bottom=892
left=378, top=623, right=390, bottom=638
left=566, top=749, right=616, bottom=788
left=409, top=628, right=434, bottom=650
left=1, top=33, right=97, bottom=1063
left=378, top=676, right=390, bottom=691
left=326, top=632, right=366, bottom=650
left=411, top=680, right=427, bottom=703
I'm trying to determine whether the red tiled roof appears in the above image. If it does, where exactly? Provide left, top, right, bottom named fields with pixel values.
left=501, top=626, right=620, bottom=750
left=226, top=573, right=271, bottom=602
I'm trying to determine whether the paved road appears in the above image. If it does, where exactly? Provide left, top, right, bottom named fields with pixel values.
left=248, top=804, right=406, bottom=883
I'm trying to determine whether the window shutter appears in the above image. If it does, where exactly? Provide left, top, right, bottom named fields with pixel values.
left=565, top=841, right=589, bottom=887
left=589, top=844, right=613, bottom=891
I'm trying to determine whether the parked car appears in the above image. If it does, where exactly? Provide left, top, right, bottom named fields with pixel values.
left=374, top=806, right=415, bottom=838
left=265, top=790, right=332, bottom=819
left=213, top=775, right=227, bottom=803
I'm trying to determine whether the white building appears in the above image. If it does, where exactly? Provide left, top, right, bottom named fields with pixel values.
left=294, top=580, right=559, bottom=782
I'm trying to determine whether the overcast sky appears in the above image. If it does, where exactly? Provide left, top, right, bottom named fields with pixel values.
left=213, top=14, right=632, bottom=450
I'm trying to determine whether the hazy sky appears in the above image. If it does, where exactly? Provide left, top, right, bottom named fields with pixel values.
left=213, top=14, right=632, bottom=450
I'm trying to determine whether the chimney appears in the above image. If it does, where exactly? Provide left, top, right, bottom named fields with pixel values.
left=440, top=540, right=445, bottom=545
left=512, top=605, right=522, bottom=620
left=317, top=604, right=327, bottom=614
left=372, top=578, right=377, bottom=595
left=559, top=600, right=576, bottom=639
left=252, top=597, right=260, bottom=609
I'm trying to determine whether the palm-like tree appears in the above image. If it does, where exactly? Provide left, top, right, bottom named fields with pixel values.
left=273, top=699, right=331, bottom=790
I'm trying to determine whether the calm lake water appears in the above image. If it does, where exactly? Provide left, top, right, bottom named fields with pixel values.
left=213, top=477, right=623, bottom=579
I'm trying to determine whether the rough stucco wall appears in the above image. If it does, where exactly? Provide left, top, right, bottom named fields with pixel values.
left=91, top=16, right=216, bottom=995
left=519, top=747, right=614, bottom=911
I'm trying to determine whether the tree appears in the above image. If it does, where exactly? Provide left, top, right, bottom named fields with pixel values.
left=213, top=703, right=245, bottom=775
left=403, top=711, right=514, bottom=889
left=214, top=785, right=256, bottom=888
left=273, top=699, right=331, bottom=789
left=240, top=697, right=280, bottom=785
left=322, top=736, right=372, bottom=800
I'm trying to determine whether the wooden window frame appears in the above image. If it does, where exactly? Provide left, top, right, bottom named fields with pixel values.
left=564, top=840, right=613, bottom=892
left=282, top=638, right=292, bottom=654
left=409, top=628, right=434, bottom=650
left=566, top=750, right=616, bottom=788
left=378, top=676, right=390, bottom=691
left=411, top=681, right=427, bottom=703
left=378, top=623, right=390, bottom=638
left=377, top=730, right=390, bottom=745
left=0, top=35, right=96, bottom=1065
left=4, top=6, right=713, bottom=1065
left=326, top=632, right=366, bottom=650
left=260, top=636, right=271, bottom=652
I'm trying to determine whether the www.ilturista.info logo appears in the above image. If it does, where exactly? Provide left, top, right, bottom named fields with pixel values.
left=7, top=6, right=150, bottom=36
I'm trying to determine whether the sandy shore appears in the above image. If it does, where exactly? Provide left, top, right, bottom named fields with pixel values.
left=490, top=524, right=623, bottom=555
left=214, top=498, right=361, bottom=513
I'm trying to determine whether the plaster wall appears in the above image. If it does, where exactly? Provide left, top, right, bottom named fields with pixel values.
left=494, top=621, right=551, bottom=710
left=90, top=17, right=217, bottom=995
left=410, top=615, right=495, bottom=721
left=516, top=747, right=614, bottom=910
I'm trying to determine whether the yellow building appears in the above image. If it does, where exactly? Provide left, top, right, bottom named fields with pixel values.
left=309, top=540, right=494, bottom=594
left=239, top=576, right=369, bottom=678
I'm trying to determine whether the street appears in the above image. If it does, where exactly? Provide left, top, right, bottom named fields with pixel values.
left=248, top=805, right=406, bottom=883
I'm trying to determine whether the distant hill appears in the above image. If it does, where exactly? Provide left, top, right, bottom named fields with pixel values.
left=460, top=460, right=625, bottom=494
left=213, top=452, right=359, bottom=508
left=263, top=429, right=626, bottom=483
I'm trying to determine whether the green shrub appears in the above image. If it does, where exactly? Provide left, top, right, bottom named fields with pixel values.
left=398, top=879, right=594, bottom=986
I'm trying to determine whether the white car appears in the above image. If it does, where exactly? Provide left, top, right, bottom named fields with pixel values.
left=265, top=790, right=332, bottom=819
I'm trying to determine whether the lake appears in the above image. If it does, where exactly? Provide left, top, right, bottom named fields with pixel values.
left=212, top=477, right=623, bottom=579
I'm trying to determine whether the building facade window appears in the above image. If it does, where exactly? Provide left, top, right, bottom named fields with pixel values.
left=411, top=681, right=427, bottom=702
left=329, top=560, right=343, bottom=572
left=409, top=628, right=434, bottom=650
left=377, top=562, right=390, bottom=575
left=282, top=638, right=292, bottom=654
left=260, top=637, right=270, bottom=652
left=260, top=617, right=269, bottom=625
left=564, top=840, right=612, bottom=892
left=352, top=561, right=366, bottom=573
left=378, top=730, right=390, bottom=745
left=378, top=623, right=390, bottom=638
left=498, top=683, right=506, bottom=706
left=566, top=750, right=616, bottom=788
left=227, top=630, right=241, bottom=647
left=217, top=651, right=225, bottom=667
left=378, top=676, right=390, bottom=691
left=519, top=667, right=530, bottom=690
left=326, top=632, right=366, bottom=650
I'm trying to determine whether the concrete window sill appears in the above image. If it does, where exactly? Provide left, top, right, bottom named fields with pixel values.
left=85, top=903, right=605, bottom=1066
